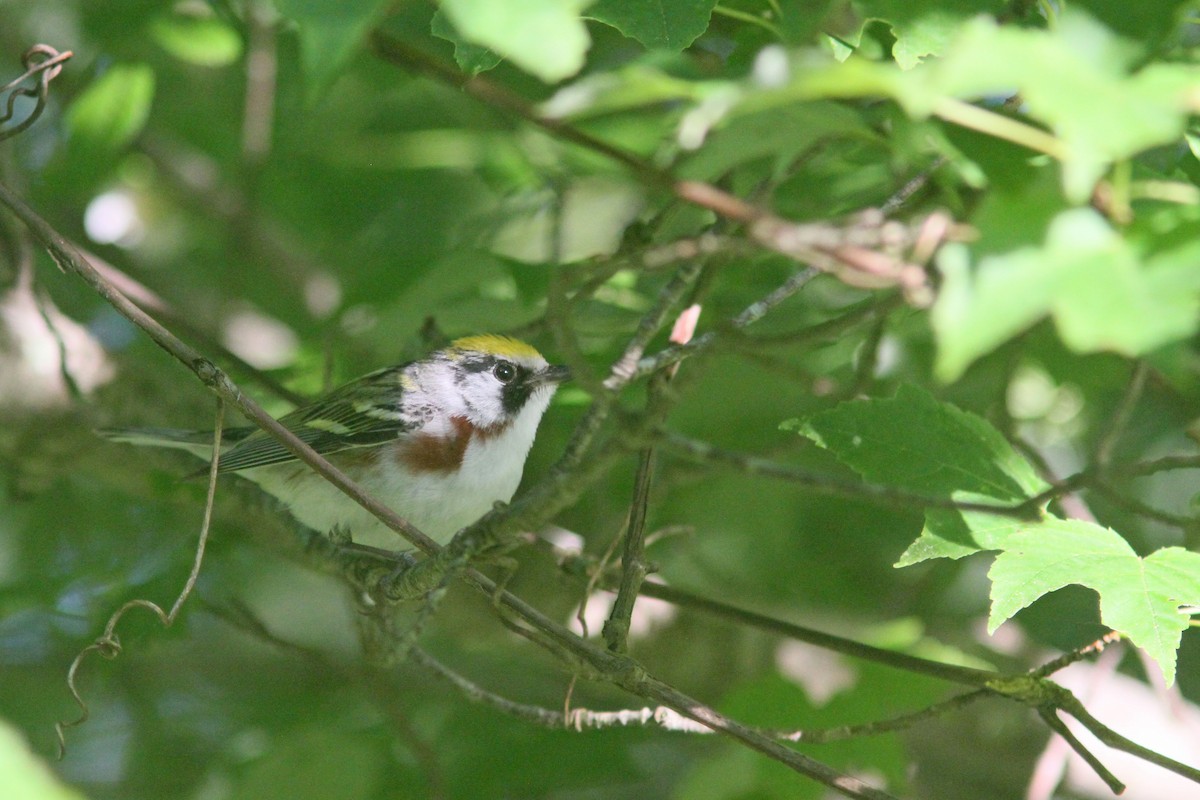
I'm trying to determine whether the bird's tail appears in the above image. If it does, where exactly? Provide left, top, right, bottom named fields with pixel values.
left=98, top=426, right=254, bottom=458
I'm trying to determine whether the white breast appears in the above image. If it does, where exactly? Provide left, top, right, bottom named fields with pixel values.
left=248, top=387, right=554, bottom=548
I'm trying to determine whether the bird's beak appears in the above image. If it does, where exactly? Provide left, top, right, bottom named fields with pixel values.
left=537, top=364, right=572, bottom=386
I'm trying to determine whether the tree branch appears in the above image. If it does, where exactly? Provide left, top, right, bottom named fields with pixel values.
left=367, top=32, right=940, bottom=299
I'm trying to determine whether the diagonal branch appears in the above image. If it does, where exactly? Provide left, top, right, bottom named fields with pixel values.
left=367, top=32, right=939, bottom=299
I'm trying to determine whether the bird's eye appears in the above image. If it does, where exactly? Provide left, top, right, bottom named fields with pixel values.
left=493, top=361, right=517, bottom=384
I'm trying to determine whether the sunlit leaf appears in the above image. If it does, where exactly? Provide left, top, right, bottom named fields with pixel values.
left=64, top=63, right=155, bottom=154
left=989, top=519, right=1200, bottom=685
left=150, top=14, right=243, bottom=67
left=853, top=0, right=1008, bottom=69
left=440, top=0, right=593, bottom=82
left=430, top=8, right=502, bottom=75
left=932, top=208, right=1200, bottom=381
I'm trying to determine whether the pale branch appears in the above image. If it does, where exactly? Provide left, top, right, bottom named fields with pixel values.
left=417, top=644, right=986, bottom=743
left=659, top=432, right=1041, bottom=520
left=639, top=233, right=750, bottom=269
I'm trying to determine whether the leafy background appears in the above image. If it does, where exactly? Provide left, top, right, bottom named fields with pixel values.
left=2, top=0, right=1200, bottom=799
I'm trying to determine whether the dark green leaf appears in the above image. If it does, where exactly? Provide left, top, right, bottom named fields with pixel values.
left=589, top=0, right=719, bottom=50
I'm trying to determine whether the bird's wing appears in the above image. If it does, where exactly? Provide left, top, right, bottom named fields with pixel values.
left=216, top=365, right=418, bottom=472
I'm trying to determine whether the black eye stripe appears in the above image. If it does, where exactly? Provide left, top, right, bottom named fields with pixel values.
left=459, top=356, right=496, bottom=374
left=455, top=355, right=530, bottom=388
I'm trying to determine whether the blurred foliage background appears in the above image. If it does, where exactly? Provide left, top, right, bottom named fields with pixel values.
left=2, top=1, right=1200, bottom=798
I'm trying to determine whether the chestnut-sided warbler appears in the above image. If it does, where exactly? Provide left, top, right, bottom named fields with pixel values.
left=104, top=335, right=569, bottom=547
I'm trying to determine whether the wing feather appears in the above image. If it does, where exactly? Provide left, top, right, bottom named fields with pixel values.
left=216, top=365, right=417, bottom=472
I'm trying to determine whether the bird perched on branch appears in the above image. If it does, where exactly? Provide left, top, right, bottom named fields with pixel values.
left=103, top=335, right=570, bottom=548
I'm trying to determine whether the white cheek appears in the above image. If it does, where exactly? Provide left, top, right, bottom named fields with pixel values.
left=461, top=374, right=506, bottom=427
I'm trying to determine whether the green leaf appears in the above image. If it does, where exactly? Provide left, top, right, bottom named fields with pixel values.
left=932, top=208, right=1200, bottom=382
left=791, top=384, right=1046, bottom=499
left=64, top=63, right=155, bottom=154
left=678, top=101, right=877, bottom=181
left=439, top=0, right=593, bottom=82
left=896, top=508, right=1033, bottom=565
left=274, top=0, right=392, bottom=93
left=431, top=9, right=502, bottom=75
left=922, top=13, right=1195, bottom=198
left=789, top=385, right=1050, bottom=565
left=988, top=519, right=1200, bottom=685
left=853, top=0, right=1008, bottom=69
left=588, top=0, right=718, bottom=50
left=781, top=11, right=1198, bottom=200
left=150, top=13, right=243, bottom=67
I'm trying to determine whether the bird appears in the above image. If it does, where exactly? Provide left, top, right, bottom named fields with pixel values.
left=103, top=334, right=570, bottom=548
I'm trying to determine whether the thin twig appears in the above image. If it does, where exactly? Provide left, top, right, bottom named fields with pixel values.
left=636, top=581, right=999, bottom=688
left=56, top=397, right=225, bottom=755
left=418, top=644, right=987, bottom=742
left=1037, top=707, right=1124, bottom=794
left=1031, top=632, right=1124, bottom=679
left=1093, top=361, right=1148, bottom=467
left=602, top=446, right=654, bottom=654
left=1091, top=481, right=1195, bottom=530
left=845, top=309, right=888, bottom=398
left=879, top=156, right=948, bottom=216
left=628, top=267, right=819, bottom=380
left=0, top=45, right=72, bottom=141
left=1056, top=690, right=1200, bottom=785
left=780, top=690, right=989, bottom=742
left=600, top=273, right=704, bottom=653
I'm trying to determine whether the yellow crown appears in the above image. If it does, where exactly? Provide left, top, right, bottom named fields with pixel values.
left=450, top=334, right=543, bottom=360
